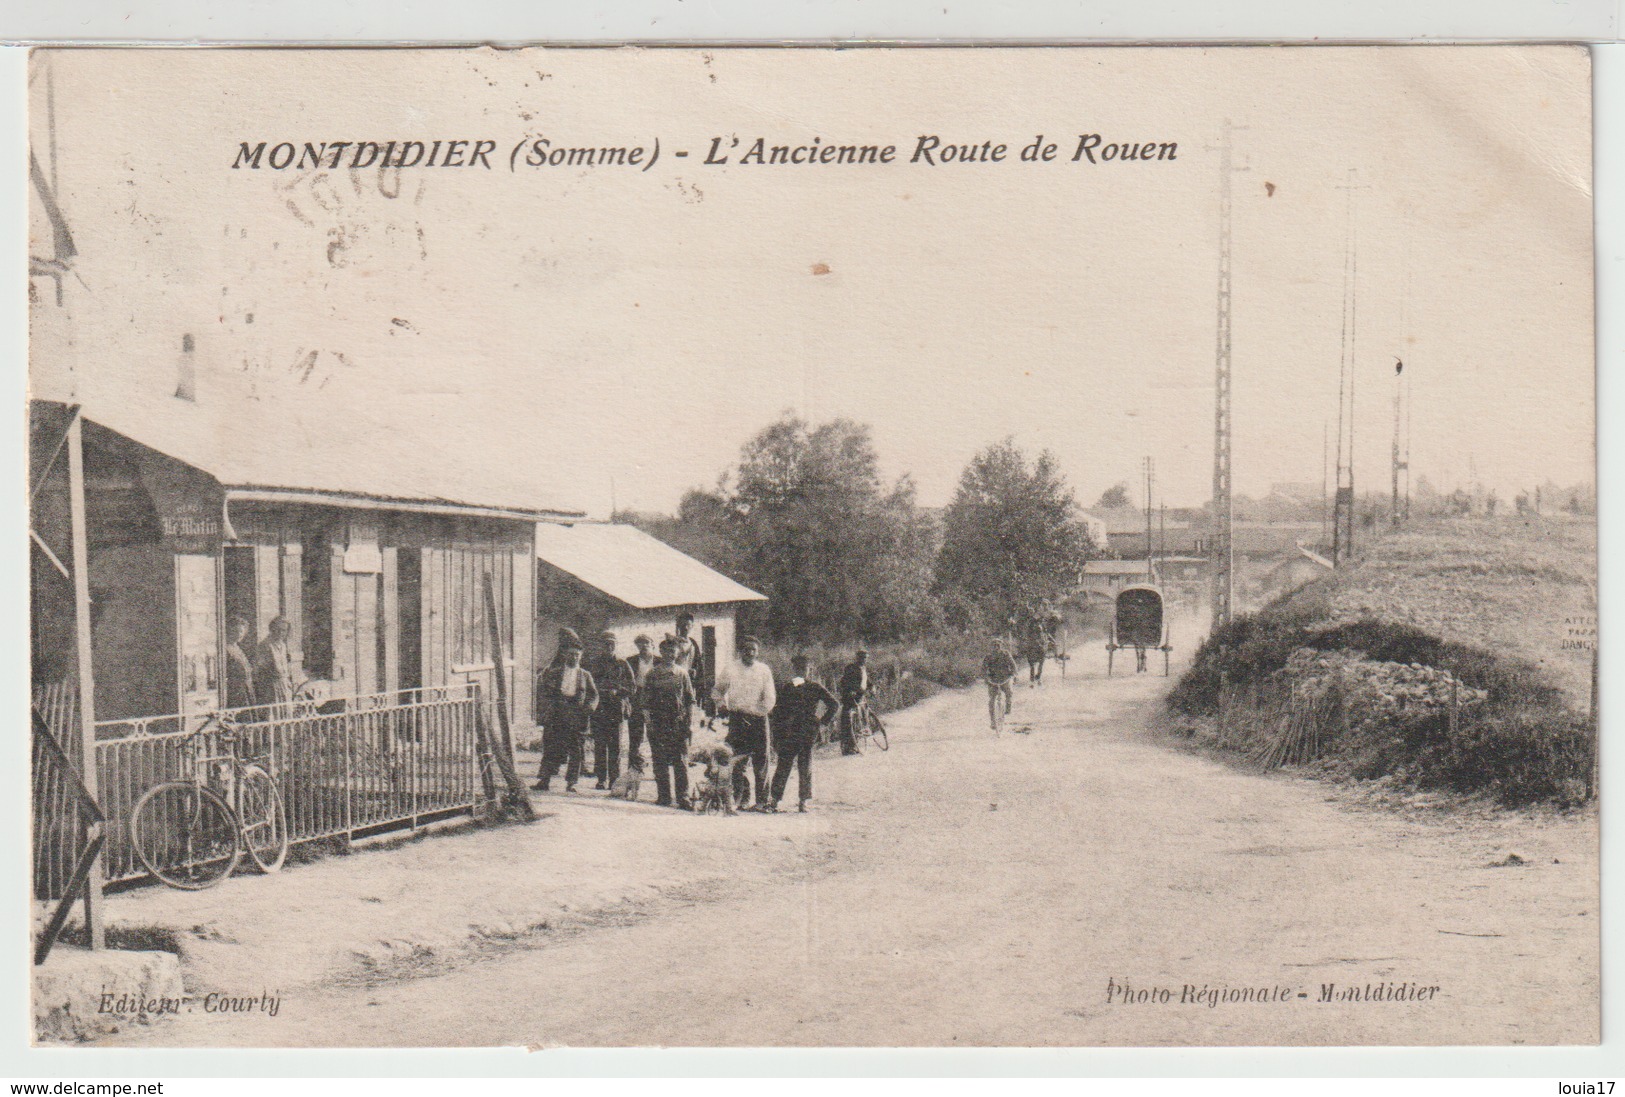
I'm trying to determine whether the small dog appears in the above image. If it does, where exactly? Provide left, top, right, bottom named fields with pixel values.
left=689, top=745, right=737, bottom=815
left=609, top=758, right=645, bottom=801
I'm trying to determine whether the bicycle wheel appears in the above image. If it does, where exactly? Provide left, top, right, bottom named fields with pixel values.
left=238, top=765, right=289, bottom=874
left=867, top=711, right=889, bottom=752
left=130, top=782, right=241, bottom=890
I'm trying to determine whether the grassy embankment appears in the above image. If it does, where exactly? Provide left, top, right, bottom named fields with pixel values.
left=1170, top=516, right=1597, bottom=807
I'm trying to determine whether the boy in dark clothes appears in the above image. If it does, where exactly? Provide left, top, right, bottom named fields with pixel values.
left=768, top=655, right=839, bottom=813
left=585, top=630, right=635, bottom=789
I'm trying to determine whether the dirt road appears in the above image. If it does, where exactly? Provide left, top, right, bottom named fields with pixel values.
left=114, top=662, right=1598, bottom=1048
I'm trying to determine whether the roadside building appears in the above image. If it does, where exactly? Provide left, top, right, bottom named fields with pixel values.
left=30, top=395, right=582, bottom=887
left=1075, top=558, right=1159, bottom=605
left=533, top=521, right=766, bottom=673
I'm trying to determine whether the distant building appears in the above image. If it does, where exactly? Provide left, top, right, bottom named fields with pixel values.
left=1075, top=558, right=1159, bottom=603
left=1082, top=507, right=1200, bottom=559
left=1267, top=482, right=1322, bottom=508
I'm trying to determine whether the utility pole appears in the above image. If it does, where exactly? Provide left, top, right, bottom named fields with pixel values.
left=1321, top=419, right=1330, bottom=548
left=1143, top=455, right=1155, bottom=572
left=1210, top=119, right=1246, bottom=629
left=1331, top=168, right=1367, bottom=567
left=1403, top=367, right=1412, bottom=522
left=1391, top=358, right=1407, bottom=528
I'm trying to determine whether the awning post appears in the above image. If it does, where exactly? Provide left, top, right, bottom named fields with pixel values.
left=66, top=414, right=105, bottom=950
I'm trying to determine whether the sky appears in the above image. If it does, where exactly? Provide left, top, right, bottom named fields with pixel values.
left=29, top=46, right=1595, bottom=517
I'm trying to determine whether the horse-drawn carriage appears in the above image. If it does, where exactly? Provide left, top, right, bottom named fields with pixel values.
left=1106, top=584, right=1173, bottom=676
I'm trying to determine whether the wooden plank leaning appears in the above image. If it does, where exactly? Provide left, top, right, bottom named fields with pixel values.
left=481, top=572, right=536, bottom=822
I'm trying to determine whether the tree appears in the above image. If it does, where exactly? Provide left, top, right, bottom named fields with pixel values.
left=1095, top=482, right=1131, bottom=509
left=935, top=438, right=1094, bottom=625
left=639, top=412, right=941, bottom=644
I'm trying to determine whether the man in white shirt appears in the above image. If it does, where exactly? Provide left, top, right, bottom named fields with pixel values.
left=714, top=636, right=777, bottom=811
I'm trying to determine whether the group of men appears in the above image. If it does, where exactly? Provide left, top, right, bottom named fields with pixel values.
left=531, top=611, right=880, bottom=814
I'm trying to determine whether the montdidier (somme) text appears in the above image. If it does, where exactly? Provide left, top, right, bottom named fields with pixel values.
left=229, top=133, right=1179, bottom=174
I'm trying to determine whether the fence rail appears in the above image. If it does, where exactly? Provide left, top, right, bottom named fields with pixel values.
left=93, top=685, right=488, bottom=885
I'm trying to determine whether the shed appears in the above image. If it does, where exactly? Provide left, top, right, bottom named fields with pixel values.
left=533, top=522, right=766, bottom=684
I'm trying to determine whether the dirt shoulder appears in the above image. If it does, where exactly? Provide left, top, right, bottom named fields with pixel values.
left=99, top=773, right=848, bottom=999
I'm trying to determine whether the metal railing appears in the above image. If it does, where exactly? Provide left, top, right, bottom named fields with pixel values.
left=94, top=685, right=488, bottom=884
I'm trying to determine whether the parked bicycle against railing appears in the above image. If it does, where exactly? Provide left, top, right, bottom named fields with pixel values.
left=128, top=711, right=289, bottom=890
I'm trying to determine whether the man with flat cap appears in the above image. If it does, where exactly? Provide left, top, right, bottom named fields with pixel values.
left=625, top=633, right=659, bottom=766
left=640, top=637, right=696, bottom=808
left=585, top=630, right=635, bottom=790
left=672, top=611, right=706, bottom=732
left=533, top=635, right=598, bottom=793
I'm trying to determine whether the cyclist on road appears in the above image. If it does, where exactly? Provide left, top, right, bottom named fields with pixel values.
left=838, top=648, right=874, bottom=756
left=983, top=637, right=1018, bottom=732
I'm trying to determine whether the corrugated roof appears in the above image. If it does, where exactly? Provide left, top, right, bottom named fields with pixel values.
left=39, top=388, right=584, bottom=519
left=535, top=522, right=766, bottom=609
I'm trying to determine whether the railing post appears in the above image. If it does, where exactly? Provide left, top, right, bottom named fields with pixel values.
left=66, top=414, right=104, bottom=951
left=344, top=709, right=354, bottom=836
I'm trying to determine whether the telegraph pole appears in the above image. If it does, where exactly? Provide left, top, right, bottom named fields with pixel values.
left=1143, top=455, right=1155, bottom=571
left=1391, top=358, right=1407, bottom=528
left=1321, top=419, right=1330, bottom=548
left=1331, top=169, right=1367, bottom=567
left=1210, top=119, right=1245, bottom=629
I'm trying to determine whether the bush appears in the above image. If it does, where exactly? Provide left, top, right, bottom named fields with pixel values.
left=757, top=633, right=987, bottom=716
left=1410, top=707, right=1596, bottom=807
left=1173, top=584, right=1595, bottom=807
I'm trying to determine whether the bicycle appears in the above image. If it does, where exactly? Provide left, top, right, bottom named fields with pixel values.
left=986, top=677, right=1014, bottom=736
left=850, top=701, right=889, bottom=752
left=129, top=712, right=289, bottom=890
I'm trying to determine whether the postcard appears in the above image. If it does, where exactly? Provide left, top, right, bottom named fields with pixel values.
left=26, top=45, right=1596, bottom=1048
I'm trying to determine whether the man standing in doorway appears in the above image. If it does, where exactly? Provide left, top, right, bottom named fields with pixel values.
left=641, top=637, right=696, bottom=809
left=715, top=636, right=776, bottom=811
left=534, top=638, right=598, bottom=794
left=838, top=648, right=874, bottom=756
left=586, top=631, right=634, bottom=790
left=225, top=616, right=256, bottom=711
left=625, top=633, right=658, bottom=767
left=253, top=617, right=296, bottom=710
